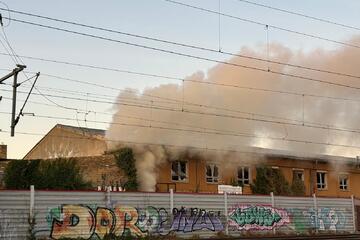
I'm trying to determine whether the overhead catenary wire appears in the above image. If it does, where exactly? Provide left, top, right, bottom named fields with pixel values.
left=0, top=6, right=360, bottom=158
left=3, top=88, right=360, bottom=135
left=162, top=0, right=360, bottom=50
left=4, top=65, right=360, bottom=135
left=1, top=7, right=360, bottom=80
left=0, top=21, right=79, bottom=113
left=0, top=96, right=244, bottom=133
left=3, top=82, right=310, bottom=124
left=2, top=14, right=360, bottom=139
left=6, top=79, right=360, bottom=138
left=2, top=58, right=360, bottom=105
left=2, top=17, right=360, bottom=92
left=1, top=111, right=360, bottom=151
left=12, top=82, right=360, bottom=133
left=2, top=88, right=308, bottom=125
left=235, top=0, right=360, bottom=31
left=2, top=129, right=354, bottom=158
left=4, top=64, right=360, bottom=139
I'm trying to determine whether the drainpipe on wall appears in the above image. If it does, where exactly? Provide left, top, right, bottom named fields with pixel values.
left=310, top=168, right=314, bottom=196
left=310, top=160, right=318, bottom=196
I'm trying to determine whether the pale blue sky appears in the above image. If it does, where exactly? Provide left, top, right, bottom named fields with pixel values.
left=1, top=0, right=360, bottom=158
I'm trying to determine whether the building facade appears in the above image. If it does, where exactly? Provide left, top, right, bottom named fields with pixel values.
left=15, top=124, right=360, bottom=198
left=156, top=153, right=360, bottom=198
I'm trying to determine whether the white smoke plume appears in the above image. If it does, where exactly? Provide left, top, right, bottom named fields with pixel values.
left=106, top=36, right=360, bottom=191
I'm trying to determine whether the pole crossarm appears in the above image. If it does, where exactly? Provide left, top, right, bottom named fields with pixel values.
left=0, top=64, right=26, bottom=84
left=0, top=64, right=27, bottom=137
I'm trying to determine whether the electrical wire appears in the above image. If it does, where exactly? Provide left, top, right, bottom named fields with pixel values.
left=2, top=17, right=360, bottom=91
left=0, top=22, right=81, bottom=112
left=4, top=66, right=360, bottom=136
left=1, top=7, right=360, bottom=80
left=1, top=111, right=360, bottom=150
left=162, top=0, right=360, bottom=49
left=4, top=64, right=360, bottom=138
left=2, top=59, right=360, bottom=105
left=235, top=0, right=360, bottom=31
left=0, top=129, right=331, bottom=157
left=0, top=1, right=10, bottom=27
left=4, top=88, right=360, bottom=135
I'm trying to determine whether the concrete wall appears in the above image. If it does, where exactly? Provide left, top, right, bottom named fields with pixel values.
left=0, top=190, right=356, bottom=239
left=24, top=127, right=107, bottom=160
left=74, top=155, right=124, bottom=189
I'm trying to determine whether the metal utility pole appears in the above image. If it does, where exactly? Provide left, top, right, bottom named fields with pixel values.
left=0, top=64, right=26, bottom=136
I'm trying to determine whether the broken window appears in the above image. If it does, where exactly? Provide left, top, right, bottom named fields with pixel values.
left=171, top=161, right=187, bottom=182
left=237, top=167, right=250, bottom=185
left=339, top=174, right=349, bottom=191
left=206, top=164, right=219, bottom=183
left=293, top=169, right=304, bottom=182
left=317, top=171, right=327, bottom=190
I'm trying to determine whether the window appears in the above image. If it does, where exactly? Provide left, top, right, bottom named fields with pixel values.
left=317, top=171, right=327, bottom=190
left=171, top=161, right=187, bottom=182
left=339, top=174, right=349, bottom=191
left=238, top=167, right=250, bottom=185
left=206, top=164, right=219, bottom=183
left=293, top=169, right=304, bottom=182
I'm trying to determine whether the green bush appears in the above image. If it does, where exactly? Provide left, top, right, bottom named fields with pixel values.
left=113, top=148, right=138, bottom=191
left=3, top=160, right=40, bottom=189
left=251, top=166, right=291, bottom=196
left=291, top=176, right=306, bottom=196
left=4, top=159, right=91, bottom=190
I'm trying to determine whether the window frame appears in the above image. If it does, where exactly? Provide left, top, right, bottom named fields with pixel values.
left=316, top=171, right=327, bottom=190
left=237, top=166, right=251, bottom=186
left=205, top=164, right=219, bottom=184
left=171, top=161, right=188, bottom=182
left=292, top=168, right=305, bottom=182
left=338, top=173, right=349, bottom=191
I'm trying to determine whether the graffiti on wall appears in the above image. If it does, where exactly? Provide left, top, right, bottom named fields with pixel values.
left=170, top=207, right=224, bottom=232
left=228, top=205, right=290, bottom=230
left=303, top=208, right=346, bottom=231
left=46, top=205, right=224, bottom=239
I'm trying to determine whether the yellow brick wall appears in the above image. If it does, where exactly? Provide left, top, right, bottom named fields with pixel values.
left=156, top=156, right=360, bottom=198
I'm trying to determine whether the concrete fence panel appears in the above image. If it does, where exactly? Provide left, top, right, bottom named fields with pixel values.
left=0, top=189, right=357, bottom=239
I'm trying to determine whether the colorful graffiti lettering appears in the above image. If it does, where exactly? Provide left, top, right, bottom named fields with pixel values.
left=170, top=207, right=224, bottom=232
left=303, top=208, right=346, bottom=232
left=47, top=205, right=224, bottom=239
left=228, top=205, right=290, bottom=230
left=42, top=204, right=350, bottom=239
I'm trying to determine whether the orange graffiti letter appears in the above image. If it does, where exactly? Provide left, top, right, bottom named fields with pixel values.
left=113, top=205, right=144, bottom=237
left=50, top=205, right=95, bottom=239
left=95, top=207, right=115, bottom=238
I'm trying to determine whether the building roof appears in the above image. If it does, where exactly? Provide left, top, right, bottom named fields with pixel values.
left=234, top=146, right=357, bottom=164
left=56, top=124, right=105, bottom=138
